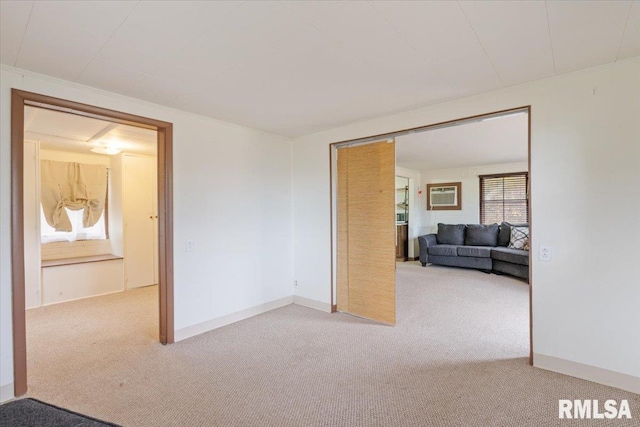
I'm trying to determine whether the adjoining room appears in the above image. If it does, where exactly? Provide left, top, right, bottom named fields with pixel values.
left=394, top=108, right=530, bottom=363
left=22, top=105, right=160, bottom=394
left=395, top=109, right=530, bottom=283
left=332, top=108, right=530, bottom=320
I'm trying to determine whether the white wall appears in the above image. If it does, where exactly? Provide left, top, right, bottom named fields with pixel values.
left=419, top=162, right=528, bottom=235
left=39, top=148, right=111, bottom=165
left=292, top=59, right=640, bottom=389
left=0, top=66, right=294, bottom=399
left=109, top=154, right=124, bottom=257
left=23, top=142, right=40, bottom=309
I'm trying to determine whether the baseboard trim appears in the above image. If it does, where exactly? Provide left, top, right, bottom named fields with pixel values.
left=534, top=353, right=640, bottom=394
left=1, top=382, right=14, bottom=402
left=293, top=296, right=332, bottom=313
left=175, top=296, right=294, bottom=342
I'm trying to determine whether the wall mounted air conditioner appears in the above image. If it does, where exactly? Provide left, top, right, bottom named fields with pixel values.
left=426, top=182, right=461, bottom=210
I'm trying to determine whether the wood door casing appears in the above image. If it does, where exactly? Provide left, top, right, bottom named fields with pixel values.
left=337, top=140, right=396, bottom=325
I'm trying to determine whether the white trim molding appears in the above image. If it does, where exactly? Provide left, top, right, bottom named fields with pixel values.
left=1, top=382, right=14, bottom=402
left=534, top=353, right=640, bottom=394
left=293, top=295, right=332, bottom=313
left=174, top=296, right=294, bottom=342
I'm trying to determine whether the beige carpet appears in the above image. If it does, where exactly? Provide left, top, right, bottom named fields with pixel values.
left=25, top=263, right=638, bottom=426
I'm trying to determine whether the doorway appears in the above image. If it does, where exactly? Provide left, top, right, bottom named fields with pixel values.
left=11, top=89, right=174, bottom=396
left=329, top=106, right=532, bottom=362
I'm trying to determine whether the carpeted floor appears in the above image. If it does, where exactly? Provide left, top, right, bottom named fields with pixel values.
left=24, top=262, right=638, bottom=426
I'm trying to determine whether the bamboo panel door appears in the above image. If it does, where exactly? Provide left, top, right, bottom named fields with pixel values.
left=336, top=139, right=396, bottom=325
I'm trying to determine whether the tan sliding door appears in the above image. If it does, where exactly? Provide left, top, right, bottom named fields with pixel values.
left=336, top=139, right=396, bottom=325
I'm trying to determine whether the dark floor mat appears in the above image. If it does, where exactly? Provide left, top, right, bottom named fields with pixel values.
left=0, top=398, right=120, bottom=427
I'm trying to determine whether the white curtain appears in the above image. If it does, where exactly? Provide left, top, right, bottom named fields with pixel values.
left=40, top=160, right=108, bottom=232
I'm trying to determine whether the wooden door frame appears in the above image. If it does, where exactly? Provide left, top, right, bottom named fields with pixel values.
left=11, top=89, right=174, bottom=397
left=329, top=106, right=533, bottom=364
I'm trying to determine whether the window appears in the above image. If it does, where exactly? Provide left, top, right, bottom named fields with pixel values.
left=40, top=206, right=106, bottom=243
left=479, top=172, right=528, bottom=224
left=40, top=160, right=109, bottom=243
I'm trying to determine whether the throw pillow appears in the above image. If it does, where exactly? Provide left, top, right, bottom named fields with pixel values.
left=436, top=223, right=466, bottom=245
left=465, top=224, right=499, bottom=246
left=499, top=222, right=529, bottom=247
left=508, top=226, right=530, bottom=250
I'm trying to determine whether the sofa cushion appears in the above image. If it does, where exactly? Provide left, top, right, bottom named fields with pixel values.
left=436, top=224, right=465, bottom=245
left=457, top=246, right=493, bottom=258
left=428, top=254, right=492, bottom=270
left=491, top=247, right=529, bottom=266
left=428, top=245, right=459, bottom=257
left=493, top=259, right=529, bottom=280
left=498, top=222, right=528, bottom=247
left=465, top=224, right=499, bottom=246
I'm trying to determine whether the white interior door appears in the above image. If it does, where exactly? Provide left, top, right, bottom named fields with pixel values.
left=124, top=155, right=158, bottom=289
left=152, top=165, right=158, bottom=285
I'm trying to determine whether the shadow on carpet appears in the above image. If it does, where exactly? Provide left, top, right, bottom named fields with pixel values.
left=0, top=398, right=120, bottom=427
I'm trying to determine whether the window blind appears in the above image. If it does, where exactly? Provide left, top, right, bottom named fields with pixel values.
left=479, top=172, right=528, bottom=225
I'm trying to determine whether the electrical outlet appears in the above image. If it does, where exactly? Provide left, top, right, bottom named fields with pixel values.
left=539, top=245, right=551, bottom=262
left=294, top=280, right=298, bottom=287
left=186, top=240, right=194, bottom=252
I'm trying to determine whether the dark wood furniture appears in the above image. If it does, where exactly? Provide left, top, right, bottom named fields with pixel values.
left=396, top=224, right=408, bottom=261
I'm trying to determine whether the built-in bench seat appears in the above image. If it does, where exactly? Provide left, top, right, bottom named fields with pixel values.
left=41, top=254, right=123, bottom=268
left=40, top=254, right=124, bottom=305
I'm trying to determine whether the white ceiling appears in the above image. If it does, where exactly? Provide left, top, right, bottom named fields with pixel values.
left=24, top=106, right=157, bottom=156
left=395, top=111, right=528, bottom=171
left=2, top=1, right=638, bottom=137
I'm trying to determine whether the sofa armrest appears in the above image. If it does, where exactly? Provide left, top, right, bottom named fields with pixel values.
left=418, top=234, right=437, bottom=266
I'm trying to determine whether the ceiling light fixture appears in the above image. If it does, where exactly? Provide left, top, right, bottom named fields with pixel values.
left=90, top=142, right=121, bottom=155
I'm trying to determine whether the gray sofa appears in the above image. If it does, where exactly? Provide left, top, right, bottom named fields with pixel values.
left=418, top=222, right=529, bottom=281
